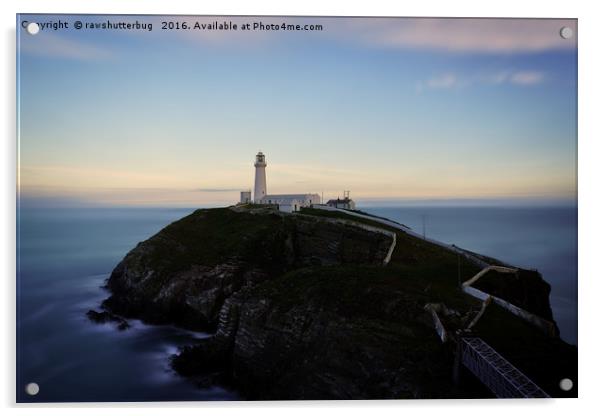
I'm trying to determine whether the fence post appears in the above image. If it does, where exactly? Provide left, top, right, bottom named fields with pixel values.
left=453, top=332, right=463, bottom=385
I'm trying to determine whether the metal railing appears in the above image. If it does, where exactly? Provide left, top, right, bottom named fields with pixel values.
left=460, top=337, right=549, bottom=398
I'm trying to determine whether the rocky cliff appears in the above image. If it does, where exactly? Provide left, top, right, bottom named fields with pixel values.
left=103, top=206, right=393, bottom=331
left=172, top=265, right=477, bottom=399
left=99, top=205, right=576, bottom=399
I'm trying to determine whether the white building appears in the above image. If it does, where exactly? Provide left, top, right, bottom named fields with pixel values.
left=240, top=191, right=252, bottom=204
left=253, top=152, right=267, bottom=202
left=261, top=193, right=321, bottom=213
left=250, top=151, right=320, bottom=212
left=326, top=191, right=356, bottom=210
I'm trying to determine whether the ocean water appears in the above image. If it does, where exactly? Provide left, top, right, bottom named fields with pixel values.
left=16, top=207, right=238, bottom=402
left=16, top=205, right=577, bottom=402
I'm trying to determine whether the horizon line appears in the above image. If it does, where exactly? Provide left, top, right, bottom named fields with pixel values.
left=17, top=194, right=577, bottom=209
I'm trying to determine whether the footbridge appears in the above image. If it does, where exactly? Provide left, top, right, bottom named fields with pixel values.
left=427, top=303, right=551, bottom=398
left=459, top=337, right=549, bottom=398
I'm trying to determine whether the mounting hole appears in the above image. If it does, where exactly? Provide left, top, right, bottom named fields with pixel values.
left=25, top=382, right=39, bottom=396
left=26, top=22, right=40, bottom=35
left=559, top=26, right=573, bottom=40
left=559, top=378, right=573, bottom=391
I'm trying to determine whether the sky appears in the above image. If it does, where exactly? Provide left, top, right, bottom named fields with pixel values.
left=17, top=15, right=577, bottom=207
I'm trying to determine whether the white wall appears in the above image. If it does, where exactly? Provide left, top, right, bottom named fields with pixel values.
left=253, top=166, right=267, bottom=202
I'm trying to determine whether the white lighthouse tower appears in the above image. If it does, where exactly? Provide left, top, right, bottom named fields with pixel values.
left=254, top=151, right=267, bottom=202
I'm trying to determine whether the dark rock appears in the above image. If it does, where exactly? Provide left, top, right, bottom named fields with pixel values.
left=171, top=266, right=478, bottom=400
left=87, top=309, right=130, bottom=331
left=86, top=309, right=113, bottom=323
left=117, top=320, right=131, bottom=331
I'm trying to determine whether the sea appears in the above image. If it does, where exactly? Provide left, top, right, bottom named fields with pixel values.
left=16, top=204, right=577, bottom=402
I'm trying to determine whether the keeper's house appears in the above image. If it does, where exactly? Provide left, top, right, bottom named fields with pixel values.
left=326, top=196, right=356, bottom=210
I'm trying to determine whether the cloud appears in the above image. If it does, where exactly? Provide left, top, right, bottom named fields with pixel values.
left=18, top=16, right=576, bottom=62
left=173, top=17, right=577, bottom=54
left=19, top=32, right=113, bottom=61
left=509, top=71, right=545, bottom=85
left=482, top=71, right=512, bottom=85
left=426, top=73, right=460, bottom=89
left=420, top=69, right=546, bottom=91
left=340, top=18, right=576, bottom=53
left=163, top=16, right=576, bottom=54
left=481, top=70, right=545, bottom=86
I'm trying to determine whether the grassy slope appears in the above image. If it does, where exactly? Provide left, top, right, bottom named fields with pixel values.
left=123, top=207, right=294, bottom=299
left=300, top=207, right=481, bottom=288
left=146, top=207, right=290, bottom=271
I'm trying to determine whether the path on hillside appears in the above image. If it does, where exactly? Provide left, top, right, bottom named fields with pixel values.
left=313, top=206, right=491, bottom=268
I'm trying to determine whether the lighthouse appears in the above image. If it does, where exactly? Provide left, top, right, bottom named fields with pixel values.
left=242, top=151, right=321, bottom=212
left=254, top=151, right=267, bottom=202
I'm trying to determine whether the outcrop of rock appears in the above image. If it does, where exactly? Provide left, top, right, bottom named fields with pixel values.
left=86, top=309, right=130, bottom=331
left=471, top=269, right=554, bottom=321
left=103, top=207, right=393, bottom=331
left=102, top=205, right=575, bottom=399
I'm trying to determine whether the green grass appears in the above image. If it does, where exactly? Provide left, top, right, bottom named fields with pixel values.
left=234, top=203, right=278, bottom=210
left=146, top=208, right=288, bottom=270
left=300, top=207, right=401, bottom=233
left=299, top=207, right=482, bottom=286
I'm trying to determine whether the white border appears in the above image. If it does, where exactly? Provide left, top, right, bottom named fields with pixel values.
left=3, top=0, right=601, bottom=414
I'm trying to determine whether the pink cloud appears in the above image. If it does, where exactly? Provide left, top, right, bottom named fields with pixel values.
left=343, top=18, right=576, bottom=53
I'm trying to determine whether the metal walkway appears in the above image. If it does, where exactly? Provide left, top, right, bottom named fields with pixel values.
left=460, top=337, right=549, bottom=398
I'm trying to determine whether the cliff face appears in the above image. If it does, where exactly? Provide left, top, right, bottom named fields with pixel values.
left=103, top=207, right=393, bottom=330
left=172, top=265, right=472, bottom=399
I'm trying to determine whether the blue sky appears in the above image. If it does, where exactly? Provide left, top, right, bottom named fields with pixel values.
left=17, top=16, right=577, bottom=206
